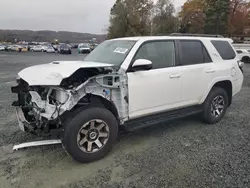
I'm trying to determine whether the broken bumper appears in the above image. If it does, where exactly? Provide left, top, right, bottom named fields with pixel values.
left=15, top=107, right=28, bottom=132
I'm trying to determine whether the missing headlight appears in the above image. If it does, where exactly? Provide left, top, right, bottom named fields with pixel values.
left=49, top=89, right=69, bottom=105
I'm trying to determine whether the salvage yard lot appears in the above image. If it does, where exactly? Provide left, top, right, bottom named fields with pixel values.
left=0, top=51, right=250, bottom=188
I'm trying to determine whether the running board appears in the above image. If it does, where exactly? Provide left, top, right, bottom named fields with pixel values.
left=13, top=139, right=62, bottom=151
left=124, top=106, right=203, bottom=131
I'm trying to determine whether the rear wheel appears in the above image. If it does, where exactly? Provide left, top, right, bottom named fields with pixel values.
left=62, top=107, right=118, bottom=163
left=203, top=87, right=228, bottom=124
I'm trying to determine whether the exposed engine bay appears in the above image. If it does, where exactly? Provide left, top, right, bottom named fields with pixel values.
left=11, top=67, right=128, bottom=137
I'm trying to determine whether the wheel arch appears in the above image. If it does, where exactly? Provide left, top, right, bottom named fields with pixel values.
left=66, top=94, right=119, bottom=119
left=87, top=95, right=120, bottom=120
left=202, top=80, right=233, bottom=107
left=61, top=94, right=120, bottom=129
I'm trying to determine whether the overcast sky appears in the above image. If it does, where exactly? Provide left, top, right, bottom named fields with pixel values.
left=0, top=0, right=185, bottom=34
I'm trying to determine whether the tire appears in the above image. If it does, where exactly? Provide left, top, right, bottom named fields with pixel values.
left=62, top=107, right=118, bottom=163
left=203, top=87, right=229, bottom=124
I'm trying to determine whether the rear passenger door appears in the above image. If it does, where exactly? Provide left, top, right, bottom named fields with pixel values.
left=177, top=40, right=215, bottom=105
left=127, top=40, right=182, bottom=118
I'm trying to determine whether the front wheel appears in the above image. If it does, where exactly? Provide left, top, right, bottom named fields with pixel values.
left=62, top=107, right=118, bottom=163
left=203, top=87, right=228, bottom=124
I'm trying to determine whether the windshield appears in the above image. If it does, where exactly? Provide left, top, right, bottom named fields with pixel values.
left=84, top=40, right=136, bottom=65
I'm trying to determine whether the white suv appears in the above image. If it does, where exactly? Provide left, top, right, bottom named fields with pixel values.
left=11, top=35, right=243, bottom=163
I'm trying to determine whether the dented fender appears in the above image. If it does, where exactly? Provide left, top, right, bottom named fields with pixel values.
left=27, top=73, right=129, bottom=123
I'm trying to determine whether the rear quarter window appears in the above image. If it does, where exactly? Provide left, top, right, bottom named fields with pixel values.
left=179, top=40, right=212, bottom=65
left=211, top=40, right=236, bottom=60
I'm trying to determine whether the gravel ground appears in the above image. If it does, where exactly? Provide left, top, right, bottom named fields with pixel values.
left=0, top=51, right=249, bottom=188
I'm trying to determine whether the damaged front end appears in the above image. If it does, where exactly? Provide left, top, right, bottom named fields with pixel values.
left=11, top=66, right=128, bottom=137
left=11, top=79, right=69, bottom=136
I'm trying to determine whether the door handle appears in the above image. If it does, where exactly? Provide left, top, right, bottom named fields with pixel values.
left=169, top=73, right=181, bottom=78
left=206, top=69, right=215, bottom=73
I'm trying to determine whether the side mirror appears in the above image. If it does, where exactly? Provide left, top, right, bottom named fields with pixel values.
left=132, top=59, right=152, bottom=71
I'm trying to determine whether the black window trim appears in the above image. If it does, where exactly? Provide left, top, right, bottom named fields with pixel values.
left=176, top=39, right=212, bottom=66
left=126, top=39, right=179, bottom=72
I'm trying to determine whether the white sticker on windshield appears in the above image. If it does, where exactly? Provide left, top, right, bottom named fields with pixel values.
left=114, top=47, right=128, bottom=54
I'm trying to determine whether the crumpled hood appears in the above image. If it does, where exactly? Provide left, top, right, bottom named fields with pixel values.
left=18, top=61, right=114, bottom=86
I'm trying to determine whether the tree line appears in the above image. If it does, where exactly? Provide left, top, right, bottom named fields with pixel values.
left=107, top=0, right=250, bottom=39
left=0, top=30, right=106, bottom=43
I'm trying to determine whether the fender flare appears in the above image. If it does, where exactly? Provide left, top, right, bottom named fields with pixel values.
left=199, top=77, right=233, bottom=104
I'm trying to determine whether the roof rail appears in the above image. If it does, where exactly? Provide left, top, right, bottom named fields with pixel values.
left=170, top=33, right=224, bottom=38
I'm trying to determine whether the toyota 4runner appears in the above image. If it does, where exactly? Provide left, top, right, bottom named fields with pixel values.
left=11, top=35, right=243, bottom=163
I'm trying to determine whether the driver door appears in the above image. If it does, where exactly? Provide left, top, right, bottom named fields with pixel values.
left=127, top=40, right=182, bottom=119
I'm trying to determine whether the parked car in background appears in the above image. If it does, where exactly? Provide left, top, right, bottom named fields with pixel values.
left=70, top=43, right=78, bottom=48
left=7, top=45, right=23, bottom=52
left=0, top=45, right=6, bottom=51
left=20, top=45, right=28, bottom=52
left=235, top=49, right=250, bottom=63
left=52, top=44, right=60, bottom=51
left=78, top=43, right=91, bottom=53
left=30, top=45, right=47, bottom=52
left=90, top=43, right=98, bottom=51
left=58, top=44, right=72, bottom=54
left=46, top=46, right=55, bottom=53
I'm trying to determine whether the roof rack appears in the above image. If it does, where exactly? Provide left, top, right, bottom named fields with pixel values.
left=170, top=33, right=224, bottom=38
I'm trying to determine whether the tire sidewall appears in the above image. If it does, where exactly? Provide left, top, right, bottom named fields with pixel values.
left=204, top=87, right=228, bottom=124
left=62, top=107, right=118, bottom=163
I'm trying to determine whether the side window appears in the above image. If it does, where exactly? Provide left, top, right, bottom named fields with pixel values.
left=134, top=41, right=175, bottom=69
left=211, top=40, right=236, bottom=60
left=179, top=40, right=211, bottom=65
